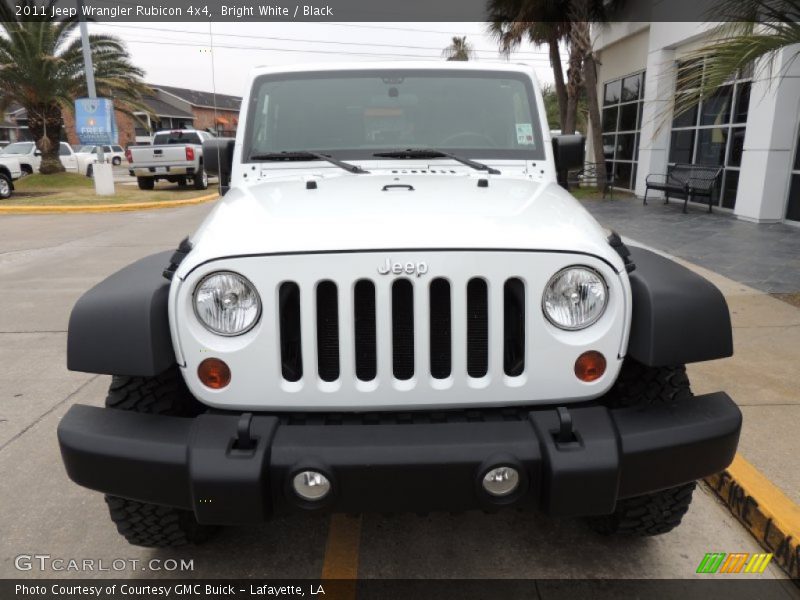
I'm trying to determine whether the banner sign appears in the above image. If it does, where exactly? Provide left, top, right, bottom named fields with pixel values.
left=74, top=98, right=119, bottom=145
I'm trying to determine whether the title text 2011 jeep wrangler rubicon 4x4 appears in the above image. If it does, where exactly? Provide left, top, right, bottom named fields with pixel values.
left=58, top=62, right=740, bottom=547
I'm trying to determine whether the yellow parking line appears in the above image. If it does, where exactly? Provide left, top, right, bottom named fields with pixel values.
left=0, top=192, right=218, bottom=214
left=705, top=454, right=800, bottom=579
left=321, top=514, right=362, bottom=581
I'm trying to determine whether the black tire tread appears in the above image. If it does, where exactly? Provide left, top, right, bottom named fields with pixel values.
left=106, top=496, right=213, bottom=547
left=588, top=482, right=696, bottom=536
left=588, top=359, right=696, bottom=536
left=603, top=360, right=692, bottom=409
left=104, top=368, right=212, bottom=547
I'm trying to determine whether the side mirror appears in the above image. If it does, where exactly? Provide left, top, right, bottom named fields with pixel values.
left=203, top=138, right=235, bottom=195
left=552, top=134, right=585, bottom=189
left=34, top=150, right=42, bottom=156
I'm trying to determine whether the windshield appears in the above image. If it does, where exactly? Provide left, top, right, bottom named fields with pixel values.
left=244, top=69, right=544, bottom=161
left=2, top=142, right=34, bottom=155
left=154, top=131, right=203, bottom=145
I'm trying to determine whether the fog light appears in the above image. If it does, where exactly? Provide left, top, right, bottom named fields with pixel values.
left=293, top=470, right=331, bottom=501
left=197, top=358, right=231, bottom=389
left=574, top=351, right=606, bottom=382
left=482, top=466, right=520, bottom=497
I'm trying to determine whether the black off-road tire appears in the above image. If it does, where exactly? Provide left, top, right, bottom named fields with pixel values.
left=137, top=176, right=155, bottom=190
left=587, top=359, right=696, bottom=536
left=588, top=482, right=697, bottom=536
left=104, top=367, right=214, bottom=547
left=112, top=156, right=122, bottom=166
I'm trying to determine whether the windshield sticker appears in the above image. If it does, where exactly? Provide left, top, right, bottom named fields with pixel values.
left=516, top=123, right=534, bottom=145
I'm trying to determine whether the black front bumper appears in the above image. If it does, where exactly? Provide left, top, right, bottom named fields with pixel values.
left=57, top=393, right=741, bottom=525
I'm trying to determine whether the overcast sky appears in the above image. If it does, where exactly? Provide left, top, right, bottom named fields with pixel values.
left=87, top=22, right=560, bottom=97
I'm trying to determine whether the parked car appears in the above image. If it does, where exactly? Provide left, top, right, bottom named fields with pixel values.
left=0, top=141, right=96, bottom=176
left=59, top=62, right=740, bottom=548
left=76, top=144, right=126, bottom=166
left=0, top=155, right=22, bottom=199
left=126, top=129, right=213, bottom=190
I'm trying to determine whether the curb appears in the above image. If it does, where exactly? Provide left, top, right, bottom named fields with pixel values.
left=0, top=192, right=218, bottom=214
left=704, top=454, right=800, bottom=579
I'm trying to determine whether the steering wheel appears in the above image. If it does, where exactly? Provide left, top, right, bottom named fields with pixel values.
left=439, top=131, right=497, bottom=147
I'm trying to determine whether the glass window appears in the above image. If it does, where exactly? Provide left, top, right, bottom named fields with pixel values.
left=785, top=174, right=800, bottom=221
left=672, top=103, right=698, bottom=128
left=696, top=128, right=728, bottom=166
left=600, top=70, right=645, bottom=190
left=58, top=143, right=71, bottom=156
left=602, top=135, right=615, bottom=160
left=615, top=134, right=636, bottom=161
left=669, top=130, right=695, bottom=163
left=621, top=74, right=642, bottom=102
left=668, top=60, right=751, bottom=209
left=728, top=127, right=746, bottom=167
left=602, top=107, right=618, bottom=133
left=618, top=103, right=638, bottom=132
left=615, top=162, right=633, bottom=189
left=2, top=142, right=34, bottom=155
left=722, top=170, right=739, bottom=209
left=700, top=85, right=733, bottom=126
left=604, top=80, right=622, bottom=105
left=246, top=69, right=544, bottom=160
left=733, top=82, right=751, bottom=124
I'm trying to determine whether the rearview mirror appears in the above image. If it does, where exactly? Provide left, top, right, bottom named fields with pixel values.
left=552, top=134, right=585, bottom=189
left=203, top=138, right=235, bottom=195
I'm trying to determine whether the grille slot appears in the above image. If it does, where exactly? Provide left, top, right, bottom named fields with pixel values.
left=392, top=279, right=415, bottom=380
left=466, top=278, right=489, bottom=378
left=278, top=282, right=302, bottom=382
left=429, top=278, right=451, bottom=379
left=504, top=278, right=526, bottom=376
left=354, top=279, right=377, bottom=381
left=278, top=273, right=526, bottom=386
left=316, top=281, right=340, bottom=382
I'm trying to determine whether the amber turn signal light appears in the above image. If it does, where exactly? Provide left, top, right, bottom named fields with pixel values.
left=198, top=358, right=231, bottom=389
left=574, top=351, right=606, bottom=382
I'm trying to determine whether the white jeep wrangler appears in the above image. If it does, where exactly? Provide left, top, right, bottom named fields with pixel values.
left=59, top=62, right=740, bottom=547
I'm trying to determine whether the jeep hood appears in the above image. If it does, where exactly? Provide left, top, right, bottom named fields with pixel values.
left=181, top=173, right=623, bottom=274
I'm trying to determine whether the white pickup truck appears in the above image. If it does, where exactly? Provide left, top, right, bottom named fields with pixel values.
left=59, top=62, right=740, bottom=548
left=126, top=129, right=213, bottom=191
left=0, top=155, right=22, bottom=199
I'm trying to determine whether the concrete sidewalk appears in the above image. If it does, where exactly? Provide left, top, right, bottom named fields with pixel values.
left=583, top=197, right=800, bottom=504
left=581, top=196, right=800, bottom=294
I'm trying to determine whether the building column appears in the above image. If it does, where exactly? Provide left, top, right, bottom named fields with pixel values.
left=633, top=47, right=676, bottom=198
left=734, top=47, right=800, bottom=223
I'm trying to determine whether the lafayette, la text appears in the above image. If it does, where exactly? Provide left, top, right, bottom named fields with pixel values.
left=16, top=584, right=325, bottom=597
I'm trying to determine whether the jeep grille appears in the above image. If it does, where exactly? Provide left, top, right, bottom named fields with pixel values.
left=277, top=277, right=527, bottom=384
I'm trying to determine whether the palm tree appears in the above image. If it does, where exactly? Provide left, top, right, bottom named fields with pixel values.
left=487, top=0, right=570, bottom=130
left=0, top=1, right=151, bottom=174
left=672, top=0, right=800, bottom=122
left=442, top=36, right=475, bottom=61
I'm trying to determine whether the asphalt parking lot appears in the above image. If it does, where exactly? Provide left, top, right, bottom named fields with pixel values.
left=0, top=203, right=796, bottom=585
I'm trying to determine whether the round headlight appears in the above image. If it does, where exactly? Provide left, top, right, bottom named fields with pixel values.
left=542, top=266, right=608, bottom=330
left=194, top=271, right=261, bottom=336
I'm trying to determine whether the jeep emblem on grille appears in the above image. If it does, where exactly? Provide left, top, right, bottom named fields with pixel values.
left=378, top=258, right=429, bottom=277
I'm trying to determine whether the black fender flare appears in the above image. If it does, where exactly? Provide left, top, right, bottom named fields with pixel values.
left=626, top=246, right=733, bottom=366
left=67, top=251, right=176, bottom=376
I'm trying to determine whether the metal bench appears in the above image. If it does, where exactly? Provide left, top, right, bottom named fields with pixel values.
left=644, top=164, right=722, bottom=213
left=567, top=162, right=616, bottom=199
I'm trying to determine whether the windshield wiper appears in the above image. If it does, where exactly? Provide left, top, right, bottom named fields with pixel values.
left=249, top=150, right=369, bottom=174
left=373, top=148, right=501, bottom=175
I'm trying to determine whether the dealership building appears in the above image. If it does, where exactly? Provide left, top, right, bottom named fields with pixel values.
left=590, top=22, right=800, bottom=224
